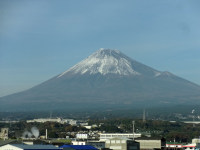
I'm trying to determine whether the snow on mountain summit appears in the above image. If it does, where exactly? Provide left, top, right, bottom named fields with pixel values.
left=58, top=48, right=141, bottom=77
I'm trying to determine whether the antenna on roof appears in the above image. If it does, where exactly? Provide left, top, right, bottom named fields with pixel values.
left=50, top=111, right=52, bottom=119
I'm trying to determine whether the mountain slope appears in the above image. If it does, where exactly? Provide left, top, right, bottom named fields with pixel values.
left=1, top=48, right=200, bottom=111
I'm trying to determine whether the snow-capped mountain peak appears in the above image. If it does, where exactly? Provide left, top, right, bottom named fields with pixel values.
left=2, top=48, right=200, bottom=112
left=58, top=48, right=141, bottom=77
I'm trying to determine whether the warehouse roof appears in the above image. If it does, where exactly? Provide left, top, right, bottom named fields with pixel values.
left=0, top=140, right=20, bottom=146
left=9, top=144, right=60, bottom=150
left=60, top=145, right=98, bottom=150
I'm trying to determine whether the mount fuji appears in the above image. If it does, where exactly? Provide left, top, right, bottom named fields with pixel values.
left=1, top=48, right=200, bottom=111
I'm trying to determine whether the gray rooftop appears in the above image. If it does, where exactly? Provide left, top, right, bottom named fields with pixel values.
left=0, top=140, right=19, bottom=146
left=9, top=144, right=60, bottom=149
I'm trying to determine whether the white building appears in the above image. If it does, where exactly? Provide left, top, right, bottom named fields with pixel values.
left=100, top=133, right=141, bottom=141
left=76, top=133, right=88, bottom=139
left=192, top=138, right=200, bottom=144
left=71, top=141, right=86, bottom=145
left=84, top=126, right=92, bottom=129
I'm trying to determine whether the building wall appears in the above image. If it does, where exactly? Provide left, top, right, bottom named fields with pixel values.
left=87, top=141, right=105, bottom=149
left=63, top=148, right=74, bottom=150
left=105, top=138, right=139, bottom=150
left=127, top=141, right=140, bottom=150
left=135, top=140, right=161, bottom=150
left=192, top=139, right=200, bottom=144
left=106, top=139, right=127, bottom=150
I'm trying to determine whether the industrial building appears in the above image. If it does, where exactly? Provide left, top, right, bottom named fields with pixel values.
left=135, top=137, right=166, bottom=150
left=105, top=138, right=140, bottom=150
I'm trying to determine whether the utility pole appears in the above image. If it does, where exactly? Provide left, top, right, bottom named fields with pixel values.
left=192, top=109, right=195, bottom=127
left=143, top=109, right=146, bottom=122
left=50, top=111, right=52, bottom=119
left=193, top=115, right=195, bottom=127
left=132, top=121, right=135, bottom=141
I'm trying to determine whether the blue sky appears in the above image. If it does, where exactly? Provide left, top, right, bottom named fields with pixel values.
left=1, top=0, right=200, bottom=97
